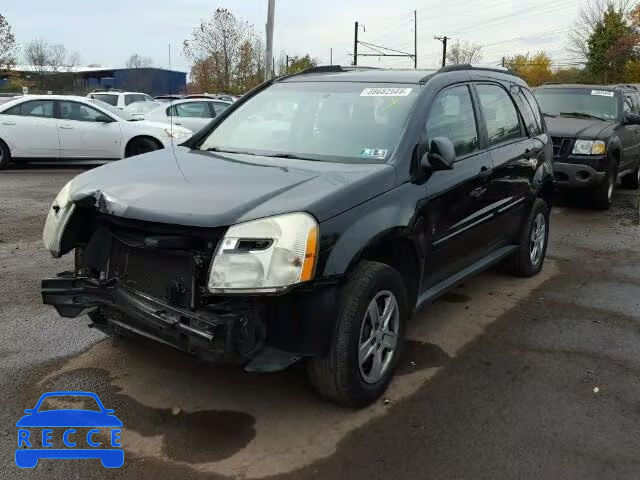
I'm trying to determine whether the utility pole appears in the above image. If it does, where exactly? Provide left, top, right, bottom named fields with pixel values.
left=353, top=21, right=359, bottom=66
left=265, top=0, right=275, bottom=80
left=435, top=36, right=448, bottom=67
left=414, top=10, right=417, bottom=69
left=285, top=54, right=289, bottom=74
left=330, top=48, right=333, bottom=66
left=502, top=56, right=506, bottom=67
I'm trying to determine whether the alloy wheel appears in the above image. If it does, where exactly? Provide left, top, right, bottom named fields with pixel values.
left=529, top=212, right=546, bottom=266
left=358, top=290, right=400, bottom=384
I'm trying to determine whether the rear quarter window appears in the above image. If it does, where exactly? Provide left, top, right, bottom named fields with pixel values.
left=92, top=94, right=118, bottom=106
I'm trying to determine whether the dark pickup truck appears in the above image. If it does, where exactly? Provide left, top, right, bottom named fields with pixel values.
left=534, top=84, right=640, bottom=209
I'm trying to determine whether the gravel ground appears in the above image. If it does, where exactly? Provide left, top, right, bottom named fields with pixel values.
left=0, top=167, right=638, bottom=479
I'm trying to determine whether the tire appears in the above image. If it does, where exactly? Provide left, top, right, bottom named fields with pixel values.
left=125, top=137, right=162, bottom=158
left=0, top=140, right=12, bottom=170
left=307, top=261, right=408, bottom=408
left=507, top=198, right=550, bottom=278
left=620, top=160, right=640, bottom=189
left=591, top=162, right=617, bottom=210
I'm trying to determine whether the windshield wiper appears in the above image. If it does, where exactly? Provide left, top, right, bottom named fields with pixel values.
left=205, top=147, right=257, bottom=156
left=559, top=112, right=606, bottom=121
left=264, top=152, right=317, bottom=161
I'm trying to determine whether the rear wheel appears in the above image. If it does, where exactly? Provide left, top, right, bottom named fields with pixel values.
left=620, top=160, right=640, bottom=189
left=507, top=198, right=549, bottom=277
left=125, top=137, right=162, bottom=158
left=0, top=140, right=11, bottom=170
left=307, top=261, right=407, bottom=408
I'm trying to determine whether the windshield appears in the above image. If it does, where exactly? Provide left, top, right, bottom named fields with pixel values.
left=198, top=82, right=420, bottom=163
left=88, top=98, right=135, bottom=121
left=534, top=88, right=619, bottom=121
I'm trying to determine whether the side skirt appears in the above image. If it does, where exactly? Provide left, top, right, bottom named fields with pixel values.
left=416, top=245, right=518, bottom=309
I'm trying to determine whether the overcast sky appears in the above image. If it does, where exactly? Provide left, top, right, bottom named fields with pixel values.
left=2, top=0, right=587, bottom=72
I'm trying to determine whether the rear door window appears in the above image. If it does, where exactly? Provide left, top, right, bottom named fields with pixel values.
left=515, top=88, right=541, bottom=136
left=5, top=100, right=55, bottom=118
left=476, top=84, right=523, bottom=146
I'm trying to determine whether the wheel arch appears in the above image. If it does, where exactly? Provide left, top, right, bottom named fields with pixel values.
left=123, top=135, right=164, bottom=157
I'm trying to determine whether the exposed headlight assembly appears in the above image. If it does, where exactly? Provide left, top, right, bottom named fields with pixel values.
left=572, top=139, right=606, bottom=155
left=42, top=180, right=75, bottom=258
left=208, top=212, right=319, bottom=294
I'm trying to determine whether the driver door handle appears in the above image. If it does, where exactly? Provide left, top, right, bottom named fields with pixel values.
left=59, top=125, right=73, bottom=130
left=1, top=121, right=16, bottom=126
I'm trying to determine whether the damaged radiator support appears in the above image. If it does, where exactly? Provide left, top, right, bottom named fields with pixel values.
left=57, top=216, right=268, bottom=362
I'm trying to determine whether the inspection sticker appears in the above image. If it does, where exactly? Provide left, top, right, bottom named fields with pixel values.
left=591, top=90, right=615, bottom=97
left=361, top=87, right=413, bottom=97
left=360, top=148, right=388, bottom=159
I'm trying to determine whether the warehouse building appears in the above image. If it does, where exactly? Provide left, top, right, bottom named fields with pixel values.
left=0, top=66, right=187, bottom=96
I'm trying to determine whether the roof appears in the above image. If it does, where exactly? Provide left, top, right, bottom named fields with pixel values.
left=277, top=64, right=520, bottom=84
left=279, top=68, right=437, bottom=84
left=537, top=84, right=619, bottom=90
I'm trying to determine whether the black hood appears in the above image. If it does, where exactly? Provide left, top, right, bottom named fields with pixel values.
left=545, top=116, right=616, bottom=139
left=68, top=147, right=396, bottom=227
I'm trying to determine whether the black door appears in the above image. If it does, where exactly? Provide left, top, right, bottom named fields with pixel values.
left=474, top=83, right=539, bottom=246
left=421, top=84, right=495, bottom=287
left=619, top=92, right=640, bottom=173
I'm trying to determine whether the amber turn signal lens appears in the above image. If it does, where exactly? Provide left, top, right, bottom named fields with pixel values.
left=300, top=226, right=318, bottom=282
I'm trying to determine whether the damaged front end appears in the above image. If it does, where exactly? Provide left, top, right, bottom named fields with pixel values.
left=41, top=186, right=338, bottom=367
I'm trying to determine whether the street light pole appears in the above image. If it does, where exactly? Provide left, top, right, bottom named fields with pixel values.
left=265, top=0, right=275, bottom=80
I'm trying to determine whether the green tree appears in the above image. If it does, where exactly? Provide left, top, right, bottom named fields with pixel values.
left=586, top=4, right=633, bottom=82
left=282, top=54, right=318, bottom=75
left=0, top=14, right=17, bottom=70
left=505, top=52, right=553, bottom=86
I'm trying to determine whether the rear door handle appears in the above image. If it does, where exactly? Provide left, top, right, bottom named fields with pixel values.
left=59, top=125, right=73, bottom=129
left=1, top=121, right=16, bottom=126
left=470, top=187, right=487, bottom=199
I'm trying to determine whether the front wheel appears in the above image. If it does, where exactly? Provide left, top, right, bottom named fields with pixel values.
left=125, top=137, right=162, bottom=158
left=591, top=166, right=617, bottom=210
left=307, top=261, right=408, bottom=408
left=507, top=198, right=550, bottom=277
left=0, top=140, right=12, bottom=170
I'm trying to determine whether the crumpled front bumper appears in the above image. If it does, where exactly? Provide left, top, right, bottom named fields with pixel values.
left=41, top=274, right=252, bottom=361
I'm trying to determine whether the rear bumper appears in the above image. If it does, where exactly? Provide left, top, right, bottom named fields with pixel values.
left=42, top=274, right=341, bottom=360
left=553, top=160, right=606, bottom=189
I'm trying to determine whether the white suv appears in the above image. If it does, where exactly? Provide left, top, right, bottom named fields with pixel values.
left=87, top=90, right=155, bottom=109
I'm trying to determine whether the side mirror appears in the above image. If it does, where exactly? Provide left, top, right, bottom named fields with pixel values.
left=625, top=112, right=640, bottom=125
left=421, top=137, right=456, bottom=172
left=95, top=114, right=113, bottom=123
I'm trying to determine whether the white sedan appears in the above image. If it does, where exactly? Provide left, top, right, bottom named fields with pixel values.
left=141, top=98, right=232, bottom=133
left=0, top=95, right=193, bottom=169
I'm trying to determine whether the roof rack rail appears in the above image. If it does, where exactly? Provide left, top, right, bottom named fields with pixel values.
left=90, top=88, right=123, bottom=93
left=293, top=65, right=383, bottom=75
left=436, top=64, right=513, bottom=75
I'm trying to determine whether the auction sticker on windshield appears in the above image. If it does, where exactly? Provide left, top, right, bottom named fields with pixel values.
left=361, top=88, right=413, bottom=96
left=591, top=90, right=615, bottom=97
left=360, top=148, right=388, bottom=159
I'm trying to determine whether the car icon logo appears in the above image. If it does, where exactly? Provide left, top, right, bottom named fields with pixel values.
left=15, top=391, right=123, bottom=468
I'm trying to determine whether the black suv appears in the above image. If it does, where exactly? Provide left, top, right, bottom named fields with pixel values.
left=534, top=84, right=640, bottom=209
left=41, top=65, right=554, bottom=407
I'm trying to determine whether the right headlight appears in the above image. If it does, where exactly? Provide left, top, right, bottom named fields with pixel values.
left=572, top=139, right=606, bottom=155
left=207, top=212, right=319, bottom=294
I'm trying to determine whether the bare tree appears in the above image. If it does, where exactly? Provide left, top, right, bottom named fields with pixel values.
left=569, top=0, right=634, bottom=61
left=126, top=53, right=153, bottom=69
left=183, top=8, right=255, bottom=91
left=0, top=14, right=18, bottom=70
left=24, top=38, right=50, bottom=73
left=48, top=44, right=68, bottom=72
left=446, top=40, right=483, bottom=64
